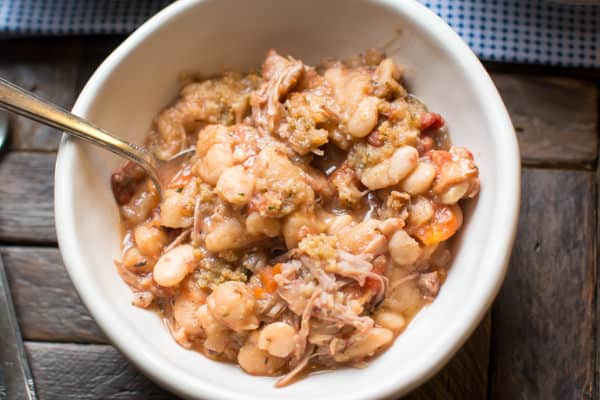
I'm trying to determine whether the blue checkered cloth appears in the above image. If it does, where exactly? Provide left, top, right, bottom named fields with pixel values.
left=0, top=0, right=598, bottom=67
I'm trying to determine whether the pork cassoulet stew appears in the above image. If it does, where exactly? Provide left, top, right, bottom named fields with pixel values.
left=111, top=49, right=480, bottom=386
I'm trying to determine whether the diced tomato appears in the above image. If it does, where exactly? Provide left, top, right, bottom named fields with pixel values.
left=259, top=263, right=283, bottom=293
left=427, top=150, right=452, bottom=170
left=420, top=112, right=445, bottom=131
left=253, top=287, right=265, bottom=299
left=411, top=204, right=462, bottom=246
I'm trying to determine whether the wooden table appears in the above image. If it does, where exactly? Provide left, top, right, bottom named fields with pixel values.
left=0, top=36, right=598, bottom=400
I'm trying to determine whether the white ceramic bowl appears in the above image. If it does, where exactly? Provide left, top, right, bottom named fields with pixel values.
left=54, top=0, right=520, bottom=399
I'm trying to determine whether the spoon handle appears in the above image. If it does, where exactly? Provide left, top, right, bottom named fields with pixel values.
left=0, top=77, right=160, bottom=188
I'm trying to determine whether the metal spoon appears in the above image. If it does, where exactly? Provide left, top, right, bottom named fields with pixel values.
left=0, top=110, right=8, bottom=151
left=0, top=254, right=38, bottom=400
left=0, top=78, right=193, bottom=199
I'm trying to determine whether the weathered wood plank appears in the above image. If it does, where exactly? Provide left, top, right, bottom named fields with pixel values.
left=1, top=246, right=105, bottom=343
left=0, top=39, right=83, bottom=151
left=491, top=73, right=598, bottom=166
left=0, top=152, right=56, bottom=243
left=489, top=169, right=595, bottom=399
left=25, top=342, right=176, bottom=400
left=407, top=313, right=491, bottom=400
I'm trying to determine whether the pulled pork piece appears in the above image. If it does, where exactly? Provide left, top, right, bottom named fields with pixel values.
left=329, top=162, right=365, bottom=207
left=111, top=160, right=147, bottom=205
left=332, top=250, right=374, bottom=287
left=417, top=271, right=441, bottom=299
left=252, top=51, right=341, bottom=155
left=252, top=50, right=304, bottom=137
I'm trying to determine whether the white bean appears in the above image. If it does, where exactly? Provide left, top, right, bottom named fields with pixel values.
left=173, top=291, right=204, bottom=336
left=207, top=281, right=259, bottom=332
left=347, top=96, right=380, bottom=138
left=238, top=332, right=286, bottom=376
left=334, top=327, right=393, bottom=362
left=399, top=162, right=436, bottom=195
left=134, top=224, right=167, bottom=258
left=375, top=58, right=401, bottom=84
left=205, top=218, right=247, bottom=252
left=388, top=230, right=421, bottom=266
left=388, top=146, right=419, bottom=184
left=258, top=322, right=298, bottom=358
left=360, top=146, right=418, bottom=190
left=359, top=160, right=393, bottom=190
left=407, top=196, right=434, bottom=227
left=160, top=191, right=193, bottom=228
left=439, top=181, right=470, bottom=205
left=153, top=245, right=196, bottom=287
left=374, top=310, right=406, bottom=332
left=197, top=142, right=234, bottom=185
left=246, top=212, right=281, bottom=238
left=216, top=165, right=255, bottom=206
left=198, top=304, right=229, bottom=353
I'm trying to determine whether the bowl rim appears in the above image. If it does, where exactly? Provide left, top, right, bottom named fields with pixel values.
left=54, top=0, right=521, bottom=398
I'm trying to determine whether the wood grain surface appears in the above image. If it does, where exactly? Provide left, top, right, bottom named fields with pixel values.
left=489, top=169, right=596, bottom=400
left=1, top=246, right=105, bottom=343
left=408, top=315, right=491, bottom=400
left=0, top=152, right=56, bottom=243
left=492, top=73, right=598, bottom=167
left=25, top=342, right=176, bottom=400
